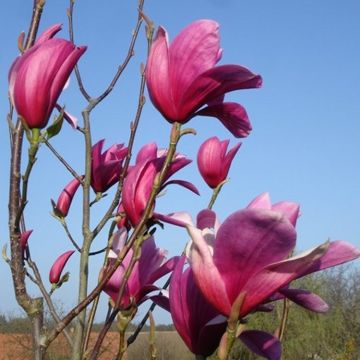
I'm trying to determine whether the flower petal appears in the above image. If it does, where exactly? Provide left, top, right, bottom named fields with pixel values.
left=247, top=193, right=272, bottom=210
left=297, top=240, right=360, bottom=278
left=272, top=201, right=300, bottom=227
left=136, top=142, right=158, bottom=164
left=279, top=288, right=329, bottom=313
left=48, top=45, right=87, bottom=117
left=213, top=209, right=296, bottom=305
left=182, top=64, right=262, bottom=119
left=146, top=27, right=177, bottom=120
left=196, top=102, right=252, bottom=138
left=196, top=209, right=217, bottom=230
left=49, top=250, right=75, bottom=284
left=169, top=20, right=221, bottom=105
left=162, top=179, right=200, bottom=195
left=241, top=242, right=329, bottom=316
left=239, top=330, right=281, bottom=360
left=187, top=225, right=231, bottom=315
left=36, top=24, right=62, bottom=45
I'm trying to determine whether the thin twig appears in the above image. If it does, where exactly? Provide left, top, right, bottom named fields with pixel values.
left=61, top=220, right=81, bottom=253
left=71, top=105, right=93, bottom=359
left=82, top=221, right=118, bottom=354
left=67, top=0, right=91, bottom=101
left=94, top=0, right=146, bottom=104
left=44, top=139, right=82, bottom=181
left=92, top=1, right=151, bottom=240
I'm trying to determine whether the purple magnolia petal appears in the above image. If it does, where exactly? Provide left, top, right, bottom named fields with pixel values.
left=197, top=102, right=252, bottom=138
left=20, top=230, right=33, bottom=254
left=170, top=256, right=225, bottom=357
left=146, top=27, right=176, bottom=120
left=91, top=139, right=128, bottom=193
left=122, top=159, right=159, bottom=226
left=213, top=209, right=296, bottom=305
left=298, top=240, right=360, bottom=278
left=239, top=330, right=281, bottom=360
left=247, top=194, right=300, bottom=227
left=148, top=256, right=179, bottom=285
left=197, top=318, right=226, bottom=357
left=272, top=201, right=300, bottom=227
left=247, top=192, right=272, bottom=210
left=149, top=294, right=170, bottom=311
left=110, top=227, right=128, bottom=256
left=55, top=104, right=78, bottom=129
left=166, top=155, right=192, bottom=179
left=187, top=225, right=231, bottom=315
left=135, top=237, right=167, bottom=291
left=161, top=211, right=194, bottom=227
left=169, top=256, right=193, bottom=350
left=280, top=288, right=329, bottom=313
left=54, top=177, right=82, bottom=217
left=36, top=24, right=62, bottom=45
left=182, top=65, right=262, bottom=120
left=162, top=179, right=200, bottom=195
left=169, top=20, right=221, bottom=105
left=196, top=209, right=217, bottom=230
left=241, top=243, right=329, bottom=316
left=254, top=304, right=275, bottom=312
left=136, top=142, right=158, bottom=164
left=154, top=212, right=192, bottom=228
left=49, top=250, right=75, bottom=284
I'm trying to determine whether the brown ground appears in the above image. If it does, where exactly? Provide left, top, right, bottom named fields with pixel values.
left=0, top=331, right=192, bottom=360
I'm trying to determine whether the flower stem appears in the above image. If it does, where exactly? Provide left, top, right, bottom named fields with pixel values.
left=207, top=179, right=228, bottom=210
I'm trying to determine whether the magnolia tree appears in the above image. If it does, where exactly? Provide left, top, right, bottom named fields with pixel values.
left=5, top=1, right=360, bottom=360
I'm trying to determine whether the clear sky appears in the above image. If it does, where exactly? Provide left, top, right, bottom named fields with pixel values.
left=1, top=0, right=360, bottom=325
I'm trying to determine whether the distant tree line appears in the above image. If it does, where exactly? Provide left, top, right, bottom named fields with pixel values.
left=1, top=265, right=359, bottom=359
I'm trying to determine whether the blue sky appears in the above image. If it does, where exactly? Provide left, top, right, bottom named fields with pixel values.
left=1, top=0, right=359, bottom=325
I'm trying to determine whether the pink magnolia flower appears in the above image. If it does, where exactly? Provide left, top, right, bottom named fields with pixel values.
left=169, top=256, right=227, bottom=357
left=103, top=231, right=176, bottom=309
left=187, top=195, right=360, bottom=318
left=170, top=257, right=281, bottom=358
left=9, top=24, right=87, bottom=129
left=122, top=143, right=198, bottom=227
left=53, top=177, right=82, bottom=217
left=91, top=139, right=128, bottom=193
left=247, top=193, right=331, bottom=313
left=197, top=136, right=241, bottom=189
left=49, top=250, right=75, bottom=284
left=146, top=20, right=262, bottom=138
left=20, top=230, right=33, bottom=256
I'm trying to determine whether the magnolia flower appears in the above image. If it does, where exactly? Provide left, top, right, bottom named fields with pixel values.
left=53, top=177, right=82, bottom=217
left=49, top=250, right=75, bottom=284
left=197, top=137, right=241, bottom=188
left=187, top=195, right=360, bottom=318
left=169, top=256, right=227, bottom=357
left=91, top=139, right=128, bottom=193
left=146, top=20, right=262, bottom=137
left=103, top=231, right=176, bottom=309
left=20, top=230, right=33, bottom=256
left=170, top=257, right=281, bottom=359
left=122, top=143, right=198, bottom=227
left=9, top=24, right=86, bottom=129
left=247, top=193, right=330, bottom=312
